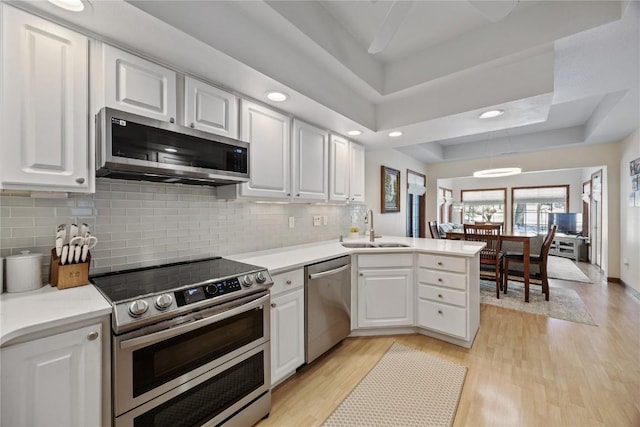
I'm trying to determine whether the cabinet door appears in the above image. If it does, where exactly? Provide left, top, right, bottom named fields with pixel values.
left=357, top=269, right=414, bottom=328
left=292, top=119, right=328, bottom=201
left=270, top=289, right=305, bottom=386
left=349, top=142, right=365, bottom=203
left=102, top=44, right=177, bottom=122
left=329, top=134, right=350, bottom=202
left=0, top=5, right=90, bottom=192
left=1, top=323, right=102, bottom=427
left=183, top=76, right=238, bottom=138
left=239, top=100, right=291, bottom=199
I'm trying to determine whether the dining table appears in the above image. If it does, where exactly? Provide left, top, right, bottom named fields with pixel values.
left=446, top=229, right=538, bottom=302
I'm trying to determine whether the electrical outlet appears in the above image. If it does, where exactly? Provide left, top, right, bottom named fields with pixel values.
left=313, top=216, right=321, bottom=226
left=288, top=216, right=295, bottom=228
left=323, top=215, right=328, bottom=225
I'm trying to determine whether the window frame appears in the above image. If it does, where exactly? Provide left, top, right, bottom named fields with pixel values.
left=460, top=187, right=507, bottom=226
left=510, top=184, right=570, bottom=234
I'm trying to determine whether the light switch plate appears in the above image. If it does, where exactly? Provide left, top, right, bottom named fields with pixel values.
left=288, top=217, right=295, bottom=228
left=323, top=215, right=328, bottom=225
left=313, top=216, right=321, bottom=226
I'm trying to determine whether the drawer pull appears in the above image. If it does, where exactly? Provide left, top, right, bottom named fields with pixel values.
left=271, top=303, right=277, bottom=308
left=438, top=294, right=443, bottom=298
left=437, top=262, right=444, bottom=266
left=285, top=280, right=292, bottom=285
left=87, top=331, right=99, bottom=341
left=437, top=277, right=443, bottom=282
left=437, top=310, right=443, bottom=315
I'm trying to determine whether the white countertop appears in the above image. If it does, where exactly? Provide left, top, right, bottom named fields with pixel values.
left=0, top=284, right=112, bottom=347
left=228, top=235, right=484, bottom=274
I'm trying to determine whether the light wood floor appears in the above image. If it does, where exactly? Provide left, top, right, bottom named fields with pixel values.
left=258, top=263, right=640, bottom=427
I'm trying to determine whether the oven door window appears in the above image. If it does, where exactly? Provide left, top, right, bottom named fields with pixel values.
left=133, top=351, right=265, bottom=427
left=132, top=307, right=263, bottom=397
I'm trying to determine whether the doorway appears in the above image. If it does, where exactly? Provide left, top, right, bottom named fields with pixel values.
left=590, top=170, right=603, bottom=269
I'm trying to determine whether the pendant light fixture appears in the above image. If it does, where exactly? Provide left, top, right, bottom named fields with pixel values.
left=473, top=128, right=521, bottom=178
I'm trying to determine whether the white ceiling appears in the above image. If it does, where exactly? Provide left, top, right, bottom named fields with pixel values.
left=18, top=0, right=640, bottom=164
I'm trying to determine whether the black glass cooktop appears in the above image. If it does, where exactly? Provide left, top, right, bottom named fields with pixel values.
left=90, top=257, right=266, bottom=303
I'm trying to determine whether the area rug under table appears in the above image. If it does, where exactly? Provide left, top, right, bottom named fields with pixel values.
left=322, top=342, right=466, bottom=427
left=480, top=280, right=597, bottom=326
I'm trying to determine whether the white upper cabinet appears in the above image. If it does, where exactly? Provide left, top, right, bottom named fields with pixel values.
left=349, top=142, right=365, bottom=203
left=183, top=76, right=238, bottom=138
left=329, top=135, right=365, bottom=203
left=292, top=119, right=329, bottom=201
left=98, top=43, right=177, bottom=122
left=0, top=5, right=91, bottom=192
left=239, top=99, right=291, bottom=199
left=329, top=134, right=350, bottom=202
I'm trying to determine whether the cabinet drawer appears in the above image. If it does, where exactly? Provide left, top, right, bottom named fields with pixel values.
left=417, top=269, right=466, bottom=290
left=418, top=254, right=466, bottom=273
left=418, top=284, right=466, bottom=307
left=358, top=254, right=413, bottom=268
left=271, top=269, right=304, bottom=295
left=417, top=300, right=467, bottom=339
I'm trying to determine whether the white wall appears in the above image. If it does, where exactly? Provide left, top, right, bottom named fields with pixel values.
left=425, top=141, right=622, bottom=279
left=364, top=149, right=428, bottom=236
left=619, top=129, right=640, bottom=291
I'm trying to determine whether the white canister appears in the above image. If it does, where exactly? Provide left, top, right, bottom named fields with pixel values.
left=6, top=251, right=43, bottom=293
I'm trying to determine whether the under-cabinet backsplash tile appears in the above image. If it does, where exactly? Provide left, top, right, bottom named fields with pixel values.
left=1, top=179, right=367, bottom=282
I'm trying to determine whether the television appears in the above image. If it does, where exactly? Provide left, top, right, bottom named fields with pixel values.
left=548, top=212, right=582, bottom=235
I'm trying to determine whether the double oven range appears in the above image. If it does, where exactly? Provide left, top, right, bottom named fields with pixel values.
left=91, top=257, right=273, bottom=427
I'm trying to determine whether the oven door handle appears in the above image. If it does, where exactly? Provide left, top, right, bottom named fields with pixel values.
left=119, top=293, right=269, bottom=350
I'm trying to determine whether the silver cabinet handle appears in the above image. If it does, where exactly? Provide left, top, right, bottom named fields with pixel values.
left=308, top=264, right=351, bottom=280
left=190, top=122, right=195, bottom=128
left=271, top=303, right=276, bottom=308
left=285, top=280, right=292, bottom=285
left=169, top=117, right=175, bottom=123
left=438, top=294, right=443, bottom=298
left=437, top=278, right=443, bottom=282
left=87, top=331, right=99, bottom=341
left=76, top=177, right=85, bottom=184
left=437, top=262, right=444, bottom=266
left=437, top=310, right=443, bottom=315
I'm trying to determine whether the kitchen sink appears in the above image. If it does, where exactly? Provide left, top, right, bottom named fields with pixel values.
left=341, top=242, right=411, bottom=248
left=341, top=243, right=377, bottom=248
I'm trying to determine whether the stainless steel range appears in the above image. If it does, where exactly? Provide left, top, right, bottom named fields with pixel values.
left=90, top=257, right=273, bottom=427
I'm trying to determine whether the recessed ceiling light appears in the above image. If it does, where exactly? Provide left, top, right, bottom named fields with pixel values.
left=265, top=91, right=288, bottom=102
left=48, top=0, right=85, bottom=12
left=479, top=109, right=504, bottom=119
left=389, top=131, right=403, bottom=137
left=347, top=130, right=362, bottom=136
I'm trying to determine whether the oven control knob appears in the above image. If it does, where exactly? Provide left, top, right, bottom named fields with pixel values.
left=255, top=271, right=267, bottom=284
left=129, top=300, right=149, bottom=317
left=205, top=284, right=218, bottom=296
left=242, top=274, right=254, bottom=287
left=155, top=294, right=173, bottom=310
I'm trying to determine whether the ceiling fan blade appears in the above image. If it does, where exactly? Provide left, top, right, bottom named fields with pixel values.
left=468, top=0, right=519, bottom=23
left=368, top=0, right=413, bottom=55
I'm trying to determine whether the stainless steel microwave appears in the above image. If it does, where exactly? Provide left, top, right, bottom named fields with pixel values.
left=96, top=108, right=249, bottom=186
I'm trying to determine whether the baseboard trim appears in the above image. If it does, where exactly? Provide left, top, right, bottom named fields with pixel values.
left=611, top=278, right=640, bottom=302
left=607, top=277, right=621, bottom=284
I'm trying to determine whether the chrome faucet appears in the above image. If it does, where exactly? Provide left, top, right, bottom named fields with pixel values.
left=366, top=209, right=375, bottom=242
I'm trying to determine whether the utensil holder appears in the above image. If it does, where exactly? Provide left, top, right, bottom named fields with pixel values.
left=49, top=249, right=91, bottom=289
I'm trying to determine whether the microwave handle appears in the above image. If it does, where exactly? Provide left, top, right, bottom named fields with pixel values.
left=119, top=293, right=269, bottom=350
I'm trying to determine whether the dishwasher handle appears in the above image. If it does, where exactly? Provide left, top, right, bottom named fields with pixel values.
left=308, top=263, right=351, bottom=280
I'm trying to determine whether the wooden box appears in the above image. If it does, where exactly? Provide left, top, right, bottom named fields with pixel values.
left=49, top=249, right=91, bottom=289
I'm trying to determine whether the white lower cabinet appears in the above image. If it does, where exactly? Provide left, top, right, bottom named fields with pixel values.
left=416, top=253, right=479, bottom=346
left=356, top=254, right=414, bottom=328
left=270, top=269, right=305, bottom=387
left=1, top=323, right=103, bottom=426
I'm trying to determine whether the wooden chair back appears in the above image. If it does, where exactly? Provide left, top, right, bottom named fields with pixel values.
left=540, top=224, right=557, bottom=261
left=463, top=223, right=502, bottom=236
left=428, top=221, right=441, bottom=239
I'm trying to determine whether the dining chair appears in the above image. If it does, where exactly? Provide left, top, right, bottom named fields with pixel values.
left=503, top=224, right=557, bottom=301
left=463, top=224, right=504, bottom=298
left=428, top=221, right=442, bottom=239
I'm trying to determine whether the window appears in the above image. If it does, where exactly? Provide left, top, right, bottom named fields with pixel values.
left=407, top=170, right=426, bottom=237
left=461, top=189, right=506, bottom=224
left=438, top=187, right=453, bottom=223
left=511, top=186, right=569, bottom=233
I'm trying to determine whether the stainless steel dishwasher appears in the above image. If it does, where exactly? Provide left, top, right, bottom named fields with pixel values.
left=305, top=255, right=352, bottom=364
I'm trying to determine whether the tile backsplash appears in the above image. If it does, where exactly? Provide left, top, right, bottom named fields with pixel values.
left=1, top=179, right=367, bottom=281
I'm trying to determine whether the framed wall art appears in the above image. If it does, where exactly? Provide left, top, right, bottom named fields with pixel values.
left=381, top=165, right=400, bottom=213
